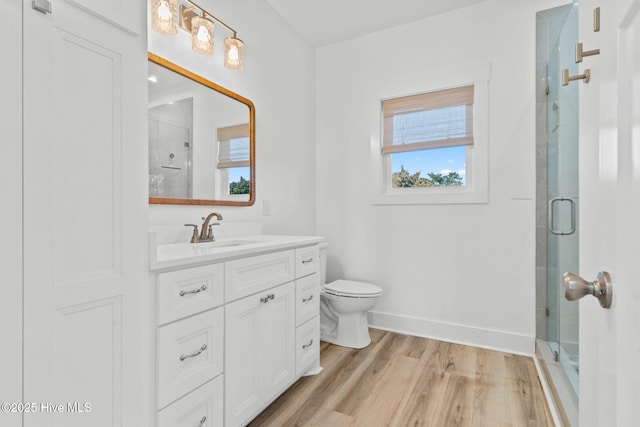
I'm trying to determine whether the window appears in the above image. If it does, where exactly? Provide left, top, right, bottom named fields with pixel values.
left=371, top=63, right=489, bottom=205
left=217, top=124, right=250, bottom=195
left=382, top=85, right=473, bottom=188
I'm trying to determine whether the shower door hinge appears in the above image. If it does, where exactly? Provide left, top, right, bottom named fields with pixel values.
left=553, top=350, right=559, bottom=362
left=545, top=307, right=550, bottom=317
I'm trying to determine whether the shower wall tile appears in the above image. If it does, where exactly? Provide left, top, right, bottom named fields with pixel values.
left=536, top=190, right=547, bottom=228
left=536, top=226, right=547, bottom=268
left=536, top=267, right=547, bottom=300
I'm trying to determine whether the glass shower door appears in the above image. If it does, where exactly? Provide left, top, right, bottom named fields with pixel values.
left=545, top=2, right=580, bottom=397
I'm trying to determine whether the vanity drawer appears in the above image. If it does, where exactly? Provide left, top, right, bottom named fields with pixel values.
left=295, top=316, right=319, bottom=376
left=295, top=274, right=320, bottom=327
left=157, top=375, right=223, bottom=427
left=157, top=263, right=224, bottom=326
left=157, top=308, right=224, bottom=409
left=295, top=245, right=319, bottom=278
left=225, top=250, right=295, bottom=302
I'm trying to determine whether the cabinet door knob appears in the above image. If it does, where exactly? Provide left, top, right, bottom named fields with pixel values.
left=198, top=416, right=207, bottom=426
left=302, top=295, right=314, bottom=303
left=302, top=339, right=314, bottom=349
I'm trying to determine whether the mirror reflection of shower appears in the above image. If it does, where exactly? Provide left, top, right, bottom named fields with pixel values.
left=161, top=153, right=182, bottom=170
left=148, top=98, right=193, bottom=198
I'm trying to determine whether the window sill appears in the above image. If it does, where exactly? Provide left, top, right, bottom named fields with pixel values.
left=371, top=186, right=488, bottom=205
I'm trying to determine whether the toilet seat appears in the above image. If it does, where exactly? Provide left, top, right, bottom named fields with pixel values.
left=323, top=280, right=382, bottom=298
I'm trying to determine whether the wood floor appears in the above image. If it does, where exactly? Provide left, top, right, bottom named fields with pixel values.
left=249, top=329, right=554, bottom=427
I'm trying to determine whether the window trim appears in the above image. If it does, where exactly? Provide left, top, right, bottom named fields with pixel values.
left=370, top=62, right=490, bottom=205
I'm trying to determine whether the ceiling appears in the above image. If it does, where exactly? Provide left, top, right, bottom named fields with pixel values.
left=264, top=0, right=489, bottom=47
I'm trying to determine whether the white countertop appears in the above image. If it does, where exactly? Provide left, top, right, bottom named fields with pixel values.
left=150, top=234, right=324, bottom=271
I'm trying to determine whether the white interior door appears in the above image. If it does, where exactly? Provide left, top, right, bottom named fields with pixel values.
left=0, top=2, right=23, bottom=427
left=578, top=0, right=640, bottom=425
left=22, top=0, right=148, bottom=425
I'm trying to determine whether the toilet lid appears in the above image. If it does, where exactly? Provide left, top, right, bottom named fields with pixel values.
left=324, top=280, right=383, bottom=297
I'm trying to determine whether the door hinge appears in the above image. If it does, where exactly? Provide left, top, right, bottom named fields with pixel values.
left=545, top=307, right=550, bottom=317
left=32, top=0, right=52, bottom=14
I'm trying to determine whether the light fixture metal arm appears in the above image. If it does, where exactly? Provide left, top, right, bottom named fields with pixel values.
left=183, top=0, right=237, bottom=34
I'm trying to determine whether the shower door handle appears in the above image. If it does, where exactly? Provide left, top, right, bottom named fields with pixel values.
left=562, top=271, right=612, bottom=308
left=548, top=197, right=576, bottom=235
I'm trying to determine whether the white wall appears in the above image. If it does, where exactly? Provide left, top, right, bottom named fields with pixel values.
left=316, top=0, right=569, bottom=355
left=148, top=0, right=317, bottom=235
left=0, top=1, right=22, bottom=424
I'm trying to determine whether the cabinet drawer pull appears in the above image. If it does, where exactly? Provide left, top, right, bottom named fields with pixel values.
left=302, top=339, right=314, bottom=349
left=179, top=344, right=207, bottom=361
left=260, top=293, right=276, bottom=303
left=302, top=295, right=314, bottom=303
left=179, top=284, right=207, bottom=297
left=301, top=257, right=314, bottom=264
left=198, top=416, right=207, bottom=427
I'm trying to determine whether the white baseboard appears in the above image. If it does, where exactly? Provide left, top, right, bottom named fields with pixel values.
left=367, top=310, right=535, bottom=356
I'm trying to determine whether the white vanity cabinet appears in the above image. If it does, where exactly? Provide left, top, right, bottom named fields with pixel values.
left=293, top=246, right=321, bottom=376
left=225, top=282, right=296, bottom=426
left=224, top=245, right=321, bottom=427
left=154, top=264, right=226, bottom=426
left=151, top=237, right=322, bottom=427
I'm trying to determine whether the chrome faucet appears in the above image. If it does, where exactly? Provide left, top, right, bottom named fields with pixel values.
left=184, top=212, right=223, bottom=243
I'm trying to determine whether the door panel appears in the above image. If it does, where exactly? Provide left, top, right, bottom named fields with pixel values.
left=615, top=2, right=640, bottom=423
left=22, top=0, right=147, bottom=425
left=261, top=282, right=295, bottom=399
left=0, top=1, right=22, bottom=426
left=578, top=0, right=640, bottom=425
left=225, top=294, right=261, bottom=426
left=51, top=29, right=122, bottom=286
left=64, top=0, right=144, bottom=35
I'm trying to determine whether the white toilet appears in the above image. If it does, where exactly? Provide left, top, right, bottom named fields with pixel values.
left=319, top=242, right=383, bottom=349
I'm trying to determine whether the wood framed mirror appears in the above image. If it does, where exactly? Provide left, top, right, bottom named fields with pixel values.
left=148, top=52, right=255, bottom=206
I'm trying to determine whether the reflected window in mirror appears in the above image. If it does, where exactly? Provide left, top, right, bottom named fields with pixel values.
left=148, top=53, right=255, bottom=206
left=217, top=124, right=250, bottom=196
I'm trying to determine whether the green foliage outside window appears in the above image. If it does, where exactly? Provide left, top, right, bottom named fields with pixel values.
left=392, top=165, right=463, bottom=187
left=229, top=176, right=250, bottom=194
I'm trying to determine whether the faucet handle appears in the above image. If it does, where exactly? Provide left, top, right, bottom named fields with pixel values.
left=206, top=222, right=221, bottom=240
left=184, top=224, right=199, bottom=243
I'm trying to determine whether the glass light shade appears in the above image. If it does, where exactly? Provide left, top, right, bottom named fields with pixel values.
left=151, top=0, right=178, bottom=35
left=224, top=36, right=244, bottom=71
left=191, top=16, right=214, bottom=55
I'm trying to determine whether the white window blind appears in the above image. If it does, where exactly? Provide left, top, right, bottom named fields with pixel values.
left=382, top=85, right=474, bottom=154
left=217, top=124, right=250, bottom=168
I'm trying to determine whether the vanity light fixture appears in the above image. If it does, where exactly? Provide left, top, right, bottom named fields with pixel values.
left=224, top=35, right=244, bottom=71
left=151, top=0, right=178, bottom=35
left=191, top=12, right=214, bottom=55
left=150, top=0, right=245, bottom=71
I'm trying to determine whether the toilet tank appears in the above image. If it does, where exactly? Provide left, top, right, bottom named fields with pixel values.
left=319, top=242, right=328, bottom=284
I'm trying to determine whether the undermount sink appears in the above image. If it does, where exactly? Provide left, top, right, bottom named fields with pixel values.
left=192, top=239, right=260, bottom=248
